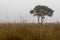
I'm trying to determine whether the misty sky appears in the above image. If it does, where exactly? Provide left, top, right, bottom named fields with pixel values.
left=0, top=0, right=60, bottom=23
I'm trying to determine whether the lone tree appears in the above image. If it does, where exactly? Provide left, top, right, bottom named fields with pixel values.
left=30, top=5, right=54, bottom=24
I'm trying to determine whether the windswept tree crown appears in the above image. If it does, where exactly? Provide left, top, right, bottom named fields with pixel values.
left=30, top=5, right=54, bottom=17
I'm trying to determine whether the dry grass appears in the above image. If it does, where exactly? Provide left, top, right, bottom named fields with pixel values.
left=0, top=23, right=60, bottom=40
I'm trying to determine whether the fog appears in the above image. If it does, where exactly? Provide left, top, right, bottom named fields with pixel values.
left=0, top=0, right=60, bottom=23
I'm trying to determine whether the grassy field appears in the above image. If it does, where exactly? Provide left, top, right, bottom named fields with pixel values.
left=0, top=23, right=60, bottom=40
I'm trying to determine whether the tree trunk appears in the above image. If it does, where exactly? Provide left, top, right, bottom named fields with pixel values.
left=38, top=16, right=40, bottom=24
left=41, top=17, right=44, bottom=25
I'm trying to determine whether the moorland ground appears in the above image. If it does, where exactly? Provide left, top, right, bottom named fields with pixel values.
left=0, top=23, right=60, bottom=40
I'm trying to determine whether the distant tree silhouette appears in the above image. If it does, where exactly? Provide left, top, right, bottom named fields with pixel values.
left=30, top=5, right=54, bottom=24
left=57, top=20, right=59, bottom=23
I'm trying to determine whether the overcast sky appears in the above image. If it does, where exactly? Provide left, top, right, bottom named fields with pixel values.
left=0, top=0, right=60, bottom=23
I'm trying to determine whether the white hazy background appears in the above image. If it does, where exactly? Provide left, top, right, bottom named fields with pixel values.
left=0, top=0, right=60, bottom=23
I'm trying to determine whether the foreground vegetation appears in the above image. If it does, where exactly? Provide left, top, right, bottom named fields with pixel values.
left=0, top=23, right=60, bottom=40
